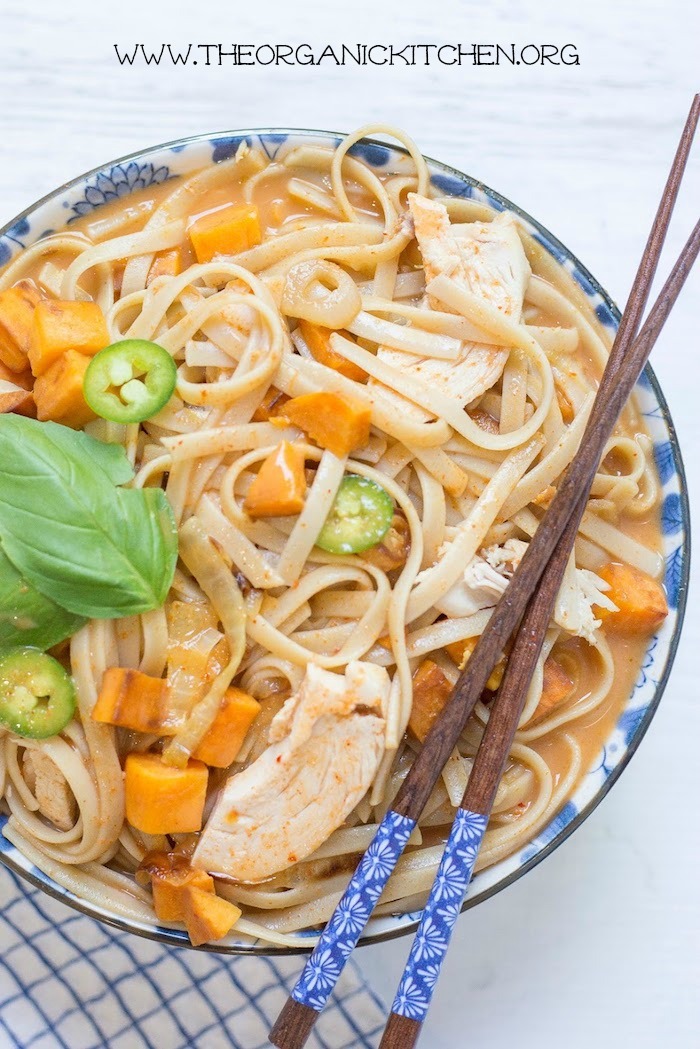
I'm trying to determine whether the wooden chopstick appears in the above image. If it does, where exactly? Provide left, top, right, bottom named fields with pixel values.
left=379, top=501, right=585, bottom=1048
left=379, top=211, right=700, bottom=1048
left=380, top=206, right=700, bottom=1041
left=390, top=92, right=700, bottom=827
left=269, top=96, right=699, bottom=1049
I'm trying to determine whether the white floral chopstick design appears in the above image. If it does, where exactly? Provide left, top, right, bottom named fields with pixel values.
left=290, top=810, right=416, bottom=1012
left=391, top=809, right=487, bottom=1022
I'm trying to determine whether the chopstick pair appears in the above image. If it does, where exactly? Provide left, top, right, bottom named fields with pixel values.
left=270, top=94, right=700, bottom=1049
left=380, top=220, right=700, bottom=1045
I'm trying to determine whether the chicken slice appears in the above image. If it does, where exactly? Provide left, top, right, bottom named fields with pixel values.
left=369, top=194, right=531, bottom=421
left=192, top=661, right=390, bottom=883
left=22, top=750, right=77, bottom=832
left=436, top=538, right=617, bottom=644
left=412, top=194, right=529, bottom=315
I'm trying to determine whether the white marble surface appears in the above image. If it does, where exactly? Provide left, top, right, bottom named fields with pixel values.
left=0, top=0, right=698, bottom=1045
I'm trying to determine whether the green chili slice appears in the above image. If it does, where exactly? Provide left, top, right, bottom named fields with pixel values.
left=0, top=648, right=76, bottom=739
left=83, top=339, right=177, bottom=423
left=316, top=475, right=394, bottom=554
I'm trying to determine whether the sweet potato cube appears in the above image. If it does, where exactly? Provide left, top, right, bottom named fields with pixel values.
left=92, top=667, right=179, bottom=735
left=192, top=687, right=261, bottom=768
left=0, top=360, right=32, bottom=388
left=282, top=392, right=371, bottom=458
left=147, top=248, right=183, bottom=286
left=0, top=374, right=34, bottom=416
left=298, top=320, right=367, bottom=383
left=0, top=280, right=43, bottom=372
left=152, top=868, right=215, bottom=922
left=33, top=349, right=96, bottom=428
left=408, top=660, right=454, bottom=743
left=189, top=203, right=262, bottom=263
left=182, top=886, right=242, bottom=947
left=125, top=754, right=208, bottom=835
left=595, top=562, right=668, bottom=635
left=243, top=441, right=307, bottom=518
left=251, top=385, right=289, bottom=422
left=531, top=657, right=575, bottom=722
left=29, top=299, right=109, bottom=376
left=445, top=637, right=505, bottom=691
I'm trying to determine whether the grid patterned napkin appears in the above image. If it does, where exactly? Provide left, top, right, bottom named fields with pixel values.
left=0, top=866, right=386, bottom=1049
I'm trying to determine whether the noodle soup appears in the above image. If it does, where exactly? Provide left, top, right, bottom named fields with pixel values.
left=0, top=128, right=671, bottom=949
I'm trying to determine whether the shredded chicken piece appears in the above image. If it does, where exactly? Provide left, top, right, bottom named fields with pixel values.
left=555, top=557, right=618, bottom=642
left=370, top=194, right=530, bottom=421
left=436, top=538, right=617, bottom=643
left=22, top=750, right=77, bottom=832
left=192, top=661, right=390, bottom=882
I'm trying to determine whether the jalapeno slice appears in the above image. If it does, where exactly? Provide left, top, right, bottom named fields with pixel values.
left=316, top=475, right=394, bottom=554
left=0, top=648, right=76, bottom=739
left=83, top=339, right=177, bottom=423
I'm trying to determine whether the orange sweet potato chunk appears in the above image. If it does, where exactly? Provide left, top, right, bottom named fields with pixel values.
left=33, top=349, right=96, bottom=428
left=445, top=637, right=505, bottom=691
left=530, top=657, right=575, bottom=722
left=595, top=562, right=668, bottom=636
left=29, top=299, right=109, bottom=377
left=251, top=385, right=289, bottom=422
left=282, top=392, right=371, bottom=458
left=182, top=886, right=242, bottom=947
left=0, top=360, right=32, bottom=388
left=408, top=660, right=454, bottom=743
left=0, top=280, right=43, bottom=372
left=92, top=667, right=179, bottom=735
left=189, top=203, right=262, bottom=263
left=125, top=754, right=208, bottom=835
left=0, top=359, right=35, bottom=416
left=243, top=441, right=307, bottom=518
left=0, top=388, right=34, bottom=415
left=147, top=248, right=183, bottom=286
left=297, top=320, right=367, bottom=383
left=152, top=868, right=215, bottom=922
left=192, top=687, right=261, bottom=768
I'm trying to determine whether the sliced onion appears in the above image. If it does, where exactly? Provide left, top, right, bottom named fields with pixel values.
left=281, top=259, right=361, bottom=329
left=162, top=518, right=246, bottom=767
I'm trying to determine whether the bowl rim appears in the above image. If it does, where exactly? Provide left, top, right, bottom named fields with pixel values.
left=0, top=127, right=691, bottom=955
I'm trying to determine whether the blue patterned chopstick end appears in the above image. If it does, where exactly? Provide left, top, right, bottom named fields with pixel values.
left=291, top=810, right=416, bottom=1012
left=392, top=808, right=488, bottom=1022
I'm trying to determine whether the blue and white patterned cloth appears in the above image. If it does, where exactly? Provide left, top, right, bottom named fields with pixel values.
left=0, top=866, right=386, bottom=1049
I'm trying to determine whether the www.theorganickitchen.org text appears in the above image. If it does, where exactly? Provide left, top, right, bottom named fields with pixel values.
left=113, top=43, right=581, bottom=67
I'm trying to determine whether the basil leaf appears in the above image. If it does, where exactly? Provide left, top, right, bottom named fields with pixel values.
left=0, top=544, right=86, bottom=650
left=37, top=419, right=135, bottom=486
left=0, top=415, right=178, bottom=619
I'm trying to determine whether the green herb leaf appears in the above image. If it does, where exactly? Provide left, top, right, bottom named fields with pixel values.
left=0, top=544, right=86, bottom=650
left=35, top=420, right=135, bottom=486
left=0, top=415, right=178, bottom=619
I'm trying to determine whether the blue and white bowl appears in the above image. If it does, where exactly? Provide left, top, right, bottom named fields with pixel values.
left=0, top=130, right=690, bottom=953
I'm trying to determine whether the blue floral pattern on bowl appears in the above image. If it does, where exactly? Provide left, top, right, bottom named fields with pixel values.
left=0, top=129, right=689, bottom=955
left=69, top=161, right=172, bottom=219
